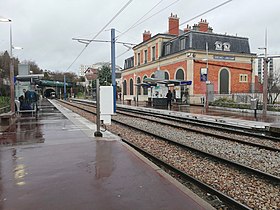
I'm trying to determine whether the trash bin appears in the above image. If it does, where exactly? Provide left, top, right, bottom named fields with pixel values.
left=250, top=98, right=258, bottom=117
left=250, top=98, right=258, bottom=110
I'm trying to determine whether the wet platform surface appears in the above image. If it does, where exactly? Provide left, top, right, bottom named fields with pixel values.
left=0, top=99, right=213, bottom=210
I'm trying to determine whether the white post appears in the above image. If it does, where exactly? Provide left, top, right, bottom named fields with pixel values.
left=94, top=78, right=102, bottom=137
left=205, top=42, right=209, bottom=109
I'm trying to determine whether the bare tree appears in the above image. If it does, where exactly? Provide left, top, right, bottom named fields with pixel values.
left=268, top=70, right=280, bottom=104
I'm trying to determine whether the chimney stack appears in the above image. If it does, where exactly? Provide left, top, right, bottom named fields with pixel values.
left=168, top=13, right=179, bottom=36
left=143, top=30, right=151, bottom=41
left=184, top=24, right=191, bottom=33
left=198, top=19, right=209, bottom=32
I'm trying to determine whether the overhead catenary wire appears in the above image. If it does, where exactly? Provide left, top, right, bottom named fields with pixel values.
left=66, top=0, right=133, bottom=71
left=117, top=0, right=180, bottom=40
left=115, top=0, right=233, bottom=60
left=116, top=0, right=167, bottom=39
left=179, top=0, right=232, bottom=27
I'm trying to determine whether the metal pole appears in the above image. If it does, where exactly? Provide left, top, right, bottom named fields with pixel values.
left=64, top=75, right=66, bottom=100
left=94, top=78, right=102, bottom=137
left=262, top=30, right=268, bottom=116
left=263, top=48, right=268, bottom=116
left=205, top=42, right=209, bottom=110
left=9, top=22, right=15, bottom=113
left=111, top=28, right=116, bottom=113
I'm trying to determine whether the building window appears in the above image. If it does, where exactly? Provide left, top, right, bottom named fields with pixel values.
left=152, top=46, right=156, bottom=61
left=220, top=69, right=229, bottom=94
left=144, top=50, right=147, bottom=64
left=164, top=72, right=169, bottom=80
left=123, top=80, right=127, bottom=95
left=165, top=43, right=171, bottom=55
left=137, top=77, right=141, bottom=95
left=143, top=76, right=148, bottom=95
left=137, top=53, right=140, bottom=66
left=215, top=41, right=223, bottom=51
left=175, top=69, right=184, bottom=80
left=130, top=78, right=134, bottom=95
left=239, top=74, right=248, bottom=82
left=179, top=38, right=185, bottom=51
left=223, top=42, right=231, bottom=51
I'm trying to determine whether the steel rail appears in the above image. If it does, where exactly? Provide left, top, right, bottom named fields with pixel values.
left=116, top=110, right=280, bottom=152
left=112, top=118, right=280, bottom=183
left=122, top=138, right=252, bottom=210
left=59, top=100, right=280, bottom=181
left=117, top=106, right=280, bottom=142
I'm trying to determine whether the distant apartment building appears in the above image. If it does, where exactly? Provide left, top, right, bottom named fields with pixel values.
left=81, top=62, right=122, bottom=87
left=122, top=14, right=257, bottom=103
left=257, top=57, right=280, bottom=83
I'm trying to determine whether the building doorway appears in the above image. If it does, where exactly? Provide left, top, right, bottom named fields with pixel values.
left=219, top=69, right=229, bottom=94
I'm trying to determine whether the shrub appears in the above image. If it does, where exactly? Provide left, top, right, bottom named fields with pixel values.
left=0, top=96, right=10, bottom=108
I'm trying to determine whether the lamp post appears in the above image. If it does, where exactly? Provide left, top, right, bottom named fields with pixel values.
left=204, top=42, right=209, bottom=110
left=258, top=47, right=268, bottom=115
left=259, top=30, right=268, bottom=116
left=0, top=17, right=15, bottom=113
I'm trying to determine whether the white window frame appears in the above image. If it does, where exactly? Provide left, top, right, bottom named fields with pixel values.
left=239, top=74, right=248, bottom=82
left=180, top=38, right=185, bottom=51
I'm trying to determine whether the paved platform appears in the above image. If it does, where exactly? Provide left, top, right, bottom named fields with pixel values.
left=0, top=99, right=214, bottom=210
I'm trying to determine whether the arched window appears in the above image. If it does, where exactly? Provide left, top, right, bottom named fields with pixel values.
left=151, top=74, right=155, bottom=78
left=219, top=69, right=229, bottom=94
left=175, top=69, right=184, bottom=80
left=143, top=75, right=148, bottom=95
left=129, top=78, right=134, bottom=95
left=137, top=77, right=141, bottom=95
left=123, top=80, right=127, bottom=95
left=164, top=72, right=169, bottom=80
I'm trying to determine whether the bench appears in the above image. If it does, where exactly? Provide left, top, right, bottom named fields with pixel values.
left=125, top=99, right=132, bottom=105
left=0, top=111, right=15, bottom=126
left=15, top=100, right=38, bottom=117
left=145, top=100, right=152, bottom=107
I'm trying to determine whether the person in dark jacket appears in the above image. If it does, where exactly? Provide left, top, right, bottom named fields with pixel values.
left=166, top=90, right=173, bottom=109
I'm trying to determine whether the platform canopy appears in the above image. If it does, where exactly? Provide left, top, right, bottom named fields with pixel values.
left=37, top=80, right=72, bottom=87
left=142, top=78, right=192, bottom=86
left=16, top=74, right=44, bottom=82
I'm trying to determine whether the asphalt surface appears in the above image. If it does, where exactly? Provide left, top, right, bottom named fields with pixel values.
left=0, top=99, right=214, bottom=210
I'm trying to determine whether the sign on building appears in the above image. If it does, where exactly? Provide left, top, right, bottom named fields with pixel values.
left=200, top=68, right=208, bottom=81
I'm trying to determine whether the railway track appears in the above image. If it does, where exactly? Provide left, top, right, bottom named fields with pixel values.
left=58, top=99, right=280, bottom=210
left=71, top=98, right=280, bottom=142
left=67, top=99, right=280, bottom=152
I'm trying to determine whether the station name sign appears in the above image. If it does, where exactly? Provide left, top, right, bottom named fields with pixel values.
left=213, top=55, right=235, bottom=61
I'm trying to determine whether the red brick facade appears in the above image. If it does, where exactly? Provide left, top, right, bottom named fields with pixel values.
left=122, top=14, right=257, bottom=102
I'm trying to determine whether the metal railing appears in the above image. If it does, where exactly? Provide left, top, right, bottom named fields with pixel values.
left=0, top=106, right=10, bottom=114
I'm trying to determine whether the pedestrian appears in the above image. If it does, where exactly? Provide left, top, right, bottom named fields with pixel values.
left=166, top=90, right=172, bottom=109
left=119, top=92, right=122, bottom=101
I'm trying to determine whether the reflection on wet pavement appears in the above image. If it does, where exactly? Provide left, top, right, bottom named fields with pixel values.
left=0, top=99, right=65, bottom=146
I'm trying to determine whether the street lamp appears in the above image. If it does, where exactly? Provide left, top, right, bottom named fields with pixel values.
left=204, top=42, right=209, bottom=109
left=0, top=17, right=15, bottom=113
left=259, top=29, right=268, bottom=116
left=258, top=47, right=268, bottom=115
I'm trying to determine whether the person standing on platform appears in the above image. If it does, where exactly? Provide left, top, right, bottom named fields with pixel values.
left=166, top=90, right=173, bottom=109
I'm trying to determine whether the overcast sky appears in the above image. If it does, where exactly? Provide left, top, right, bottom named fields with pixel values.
left=1, top=0, right=280, bottom=75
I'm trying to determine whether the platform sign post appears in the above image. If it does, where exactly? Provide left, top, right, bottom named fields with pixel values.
left=63, top=75, right=66, bottom=100
left=94, top=78, right=103, bottom=137
left=85, top=68, right=102, bottom=137
left=111, top=28, right=116, bottom=113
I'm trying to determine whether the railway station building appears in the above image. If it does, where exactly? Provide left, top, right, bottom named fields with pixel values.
left=121, top=14, right=258, bottom=104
